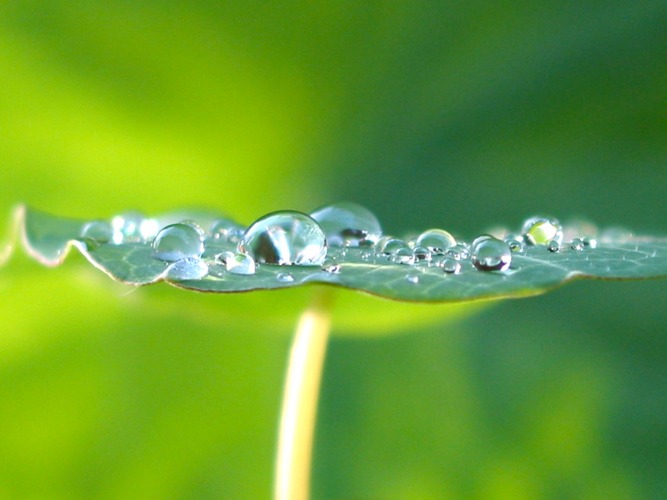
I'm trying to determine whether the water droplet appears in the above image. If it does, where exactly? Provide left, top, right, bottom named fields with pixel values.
left=547, top=240, right=560, bottom=253
left=405, top=272, right=420, bottom=284
left=471, top=235, right=511, bottom=272
left=310, top=202, right=382, bottom=247
left=442, top=258, right=462, bottom=274
left=152, top=223, right=205, bottom=262
left=80, top=221, right=114, bottom=242
left=166, top=257, right=209, bottom=280
left=239, top=211, right=327, bottom=266
left=504, top=236, right=525, bottom=253
left=413, top=246, right=431, bottom=262
left=225, top=252, right=256, bottom=275
left=379, top=238, right=408, bottom=256
left=415, top=229, right=456, bottom=254
left=522, top=216, right=563, bottom=246
left=582, top=237, right=597, bottom=249
left=391, top=247, right=415, bottom=265
left=570, top=238, right=584, bottom=251
left=277, top=272, right=295, bottom=283
left=446, top=243, right=470, bottom=261
left=322, top=257, right=341, bottom=274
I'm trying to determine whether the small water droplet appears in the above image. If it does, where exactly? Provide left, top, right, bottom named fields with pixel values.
left=277, top=272, right=295, bottom=283
left=379, top=238, right=408, bottom=257
left=415, top=229, right=456, bottom=254
left=582, top=237, right=597, bottom=249
left=522, top=217, right=563, bottom=246
left=405, top=272, right=420, bottom=284
left=442, top=258, right=462, bottom=274
left=413, top=246, right=431, bottom=262
left=310, top=202, right=382, bottom=247
left=152, top=223, right=205, bottom=262
left=505, top=237, right=525, bottom=253
left=80, top=221, right=114, bottom=243
left=471, top=235, right=511, bottom=272
left=391, top=247, right=415, bottom=265
left=225, top=252, right=256, bottom=275
left=166, top=257, right=209, bottom=280
left=322, top=257, right=341, bottom=274
left=446, top=243, right=470, bottom=261
left=547, top=240, right=560, bottom=253
left=239, top=211, right=327, bottom=266
left=570, top=238, right=584, bottom=251
left=211, top=218, right=245, bottom=242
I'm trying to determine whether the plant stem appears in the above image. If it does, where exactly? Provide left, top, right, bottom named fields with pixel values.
left=274, top=289, right=332, bottom=500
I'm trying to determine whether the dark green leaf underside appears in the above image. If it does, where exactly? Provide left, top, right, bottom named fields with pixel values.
left=14, top=206, right=667, bottom=303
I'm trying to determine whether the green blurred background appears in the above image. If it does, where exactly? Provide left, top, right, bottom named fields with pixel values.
left=1, top=1, right=667, bottom=498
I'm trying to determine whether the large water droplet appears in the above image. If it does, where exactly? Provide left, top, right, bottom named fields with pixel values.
left=471, top=235, right=512, bottom=272
left=522, top=216, right=563, bottom=246
left=239, top=211, right=327, bottom=266
left=152, top=223, right=205, bottom=262
left=310, top=202, right=382, bottom=247
left=166, top=257, right=209, bottom=280
left=415, top=229, right=456, bottom=254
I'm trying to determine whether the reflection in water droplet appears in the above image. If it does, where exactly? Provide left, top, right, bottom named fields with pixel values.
left=415, top=229, right=456, bottom=254
left=471, top=235, right=511, bottom=271
left=239, top=211, right=327, bottom=266
left=277, top=272, right=295, bottom=283
left=547, top=240, right=560, bottom=253
left=570, top=238, right=584, bottom=251
left=310, top=202, right=382, bottom=247
left=166, top=257, right=209, bottom=280
left=442, top=258, right=461, bottom=274
left=81, top=221, right=114, bottom=242
left=152, top=223, right=205, bottom=262
left=522, top=217, right=563, bottom=246
left=225, top=253, right=256, bottom=275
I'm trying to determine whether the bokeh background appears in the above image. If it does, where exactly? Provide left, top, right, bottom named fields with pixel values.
left=1, top=1, right=666, bottom=498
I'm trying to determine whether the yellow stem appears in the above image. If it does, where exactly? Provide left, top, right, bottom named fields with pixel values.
left=274, top=289, right=332, bottom=500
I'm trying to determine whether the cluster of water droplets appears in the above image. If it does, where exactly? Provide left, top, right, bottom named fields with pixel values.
left=78, top=204, right=600, bottom=284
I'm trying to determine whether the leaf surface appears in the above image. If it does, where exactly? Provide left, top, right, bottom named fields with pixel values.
left=13, top=206, right=667, bottom=303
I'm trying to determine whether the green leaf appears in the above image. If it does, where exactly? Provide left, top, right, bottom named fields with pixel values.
left=11, top=205, right=667, bottom=304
